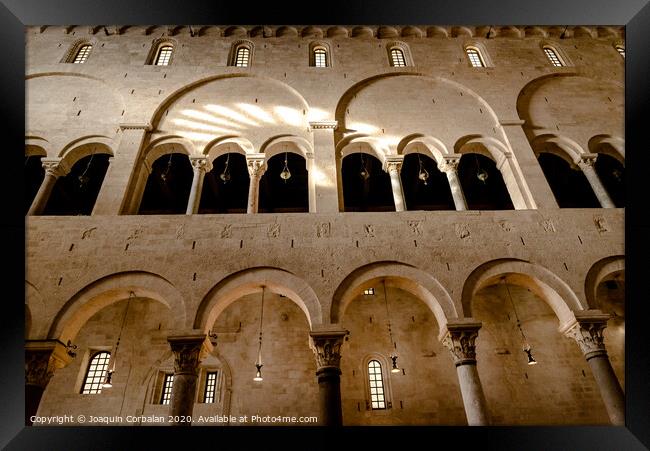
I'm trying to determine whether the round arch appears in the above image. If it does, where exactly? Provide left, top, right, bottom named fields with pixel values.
left=584, top=256, right=625, bottom=310
left=48, top=271, right=187, bottom=344
left=338, top=136, right=389, bottom=165
left=261, top=135, right=313, bottom=160
left=588, top=135, right=625, bottom=164
left=58, top=136, right=115, bottom=167
left=203, top=136, right=254, bottom=161
left=531, top=134, right=585, bottom=164
left=398, top=134, right=449, bottom=163
left=461, top=259, right=585, bottom=326
left=331, top=261, right=459, bottom=328
left=143, top=135, right=194, bottom=168
left=194, top=267, right=323, bottom=332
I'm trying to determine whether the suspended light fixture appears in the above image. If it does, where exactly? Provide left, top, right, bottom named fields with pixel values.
left=103, top=290, right=135, bottom=388
left=78, top=149, right=95, bottom=189
left=612, top=168, right=622, bottom=182
left=501, top=277, right=537, bottom=366
left=220, top=153, right=231, bottom=183
left=280, top=151, right=292, bottom=182
left=253, top=286, right=266, bottom=382
left=160, top=152, right=173, bottom=183
left=382, top=280, right=401, bottom=374
left=417, top=152, right=429, bottom=185
left=475, top=155, right=488, bottom=184
left=359, top=151, right=370, bottom=181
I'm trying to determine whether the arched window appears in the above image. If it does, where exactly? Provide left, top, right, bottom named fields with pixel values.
left=537, top=152, right=600, bottom=208
left=367, top=360, right=386, bottom=410
left=401, top=153, right=455, bottom=210
left=231, top=44, right=252, bottom=67
left=81, top=351, right=111, bottom=394
left=313, top=47, right=328, bottom=67
left=154, top=45, right=173, bottom=66
left=458, top=153, right=514, bottom=210
left=389, top=48, right=407, bottom=67
left=72, top=44, right=92, bottom=64
left=258, top=152, right=309, bottom=213
left=465, top=47, right=485, bottom=67
left=615, top=45, right=625, bottom=58
left=342, top=152, right=395, bottom=212
left=198, top=153, right=249, bottom=214
left=43, top=153, right=111, bottom=216
left=138, top=152, right=193, bottom=215
left=543, top=46, right=564, bottom=67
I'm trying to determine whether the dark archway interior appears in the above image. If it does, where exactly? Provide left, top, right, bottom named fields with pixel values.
left=594, top=153, right=625, bottom=208
left=401, top=153, right=454, bottom=211
left=25, top=155, right=45, bottom=214
left=199, top=153, right=249, bottom=214
left=342, top=153, right=394, bottom=212
left=138, top=153, right=193, bottom=214
left=258, top=152, right=309, bottom=213
left=537, top=152, right=600, bottom=208
left=43, top=154, right=110, bottom=216
left=458, top=153, right=514, bottom=210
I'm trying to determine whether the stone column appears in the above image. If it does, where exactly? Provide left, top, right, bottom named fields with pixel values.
left=167, top=334, right=212, bottom=426
left=92, top=123, right=151, bottom=215
left=437, top=156, right=468, bottom=211
left=310, top=121, right=339, bottom=213
left=441, top=321, right=490, bottom=425
left=186, top=157, right=212, bottom=215
left=562, top=312, right=624, bottom=425
left=577, top=154, right=615, bottom=208
left=386, top=157, right=406, bottom=212
left=27, top=159, right=69, bottom=216
left=246, top=154, right=266, bottom=214
left=25, top=340, right=73, bottom=425
left=309, top=330, right=348, bottom=426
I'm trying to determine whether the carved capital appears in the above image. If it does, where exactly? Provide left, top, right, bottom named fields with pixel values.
left=25, top=340, right=73, bottom=388
left=309, top=120, right=338, bottom=130
left=168, top=335, right=211, bottom=376
left=246, top=158, right=266, bottom=178
left=309, top=330, right=347, bottom=370
left=190, top=157, right=213, bottom=173
left=41, top=159, right=69, bottom=178
left=441, top=322, right=482, bottom=366
left=437, top=157, right=462, bottom=174
left=562, top=313, right=609, bottom=359
left=385, top=158, right=403, bottom=174
left=577, top=154, right=598, bottom=169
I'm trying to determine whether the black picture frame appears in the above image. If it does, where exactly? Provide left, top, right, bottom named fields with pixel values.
left=3, top=0, right=649, bottom=449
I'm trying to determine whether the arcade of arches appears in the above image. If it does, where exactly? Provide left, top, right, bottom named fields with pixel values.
left=25, top=25, right=624, bottom=427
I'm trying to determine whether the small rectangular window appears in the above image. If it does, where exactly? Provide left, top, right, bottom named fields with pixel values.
left=161, top=374, right=174, bottom=405
left=73, top=45, right=92, bottom=64
left=314, top=48, right=327, bottom=67
left=155, top=46, right=173, bottom=66
left=364, top=288, right=375, bottom=296
left=204, top=371, right=218, bottom=403
left=466, top=48, right=485, bottom=68
left=81, top=351, right=111, bottom=394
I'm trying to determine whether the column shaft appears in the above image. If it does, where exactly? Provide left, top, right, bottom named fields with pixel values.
left=186, top=159, right=211, bottom=215
left=456, top=363, right=490, bottom=425
left=580, top=161, right=615, bottom=208
left=27, top=172, right=58, bottom=216
left=310, top=330, right=347, bottom=427
left=247, top=174, right=260, bottom=214
left=587, top=355, right=625, bottom=425
left=445, top=169, right=468, bottom=211
left=387, top=163, right=406, bottom=212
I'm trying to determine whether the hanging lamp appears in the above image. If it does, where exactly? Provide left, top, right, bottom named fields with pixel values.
left=103, top=290, right=135, bottom=388
left=253, top=286, right=265, bottom=381
left=475, top=155, right=488, bottom=184
left=502, top=277, right=537, bottom=365
left=160, top=152, right=173, bottom=183
left=382, top=280, right=401, bottom=373
left=359, top=151, right=370, bottom=181
left=280, top=151, right=292, bottom=182
left=417, top=152, right=429, bottom=185
left=220, top=153, right=231, bottom=183
left=78, top=149, right=95, bottom=189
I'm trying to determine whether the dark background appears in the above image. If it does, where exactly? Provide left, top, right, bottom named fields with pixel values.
left=3, top=0, right=649, bottom=449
